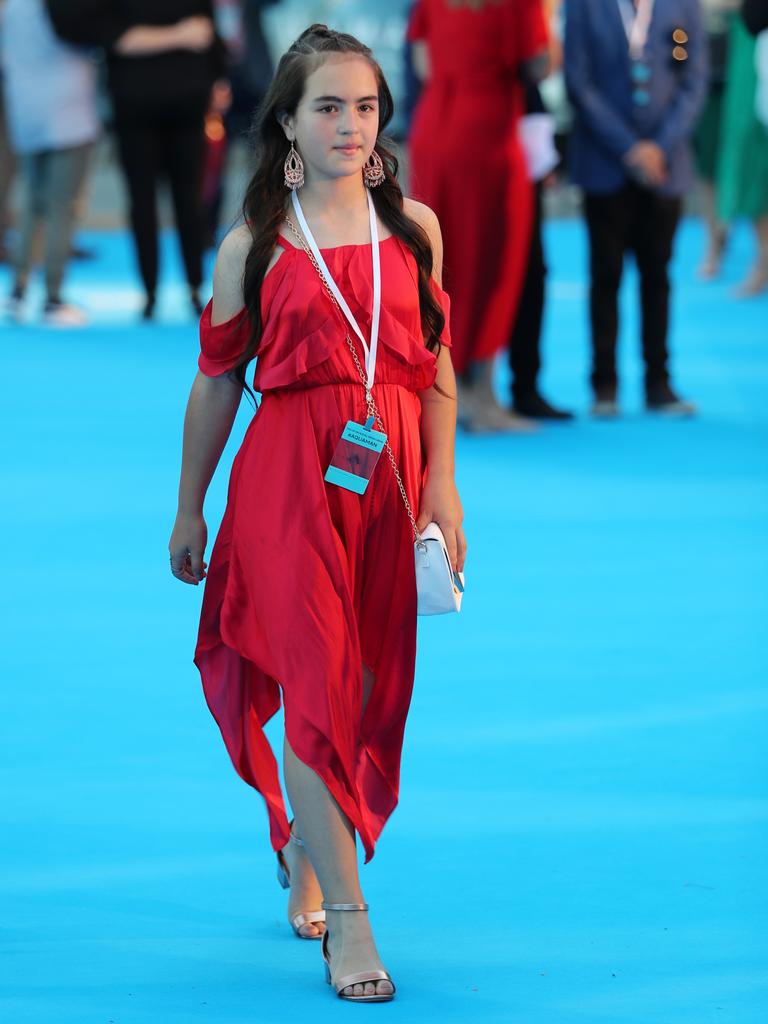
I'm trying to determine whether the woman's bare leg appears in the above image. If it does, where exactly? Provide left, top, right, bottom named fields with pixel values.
left=282, top=667, right=394, bottom=998
left=279, top=815, right=326, bottom=938
left=457, top=358, right=537, bottom=433
left=279, top=664, right=373, bottom=938
left=734, top=216, right=768, bottom=297
left=697, top=180, right=728, bottom=279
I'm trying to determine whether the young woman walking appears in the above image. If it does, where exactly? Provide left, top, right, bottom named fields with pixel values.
left=169, top=24, right=467, bottom=1002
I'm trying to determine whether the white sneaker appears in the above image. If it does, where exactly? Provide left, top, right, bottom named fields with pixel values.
left=42, top=300, right=89, bottom=327
left=645, top=384, right=697, bottom=417
left=590, top=398, right=621, bottom=418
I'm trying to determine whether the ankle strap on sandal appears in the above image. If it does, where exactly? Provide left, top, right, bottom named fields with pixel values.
left=321, top=901, right=369, bottom=911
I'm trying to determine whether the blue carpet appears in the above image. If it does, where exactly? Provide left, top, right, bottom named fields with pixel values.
left=1, top=219, right=766, bottom=1023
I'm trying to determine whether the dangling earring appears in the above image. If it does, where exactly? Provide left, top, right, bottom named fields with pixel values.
left=363, top=147, right=385, bottom=188
left=284, top=141, right=304, bottom=190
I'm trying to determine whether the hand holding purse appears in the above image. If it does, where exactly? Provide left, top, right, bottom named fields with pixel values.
left=415, top=521, right=465, bottom=615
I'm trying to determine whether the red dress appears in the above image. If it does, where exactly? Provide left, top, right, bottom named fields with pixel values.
left=407, top=0, right=547, bottom=375
left=194, top=233, right=452, bottom=863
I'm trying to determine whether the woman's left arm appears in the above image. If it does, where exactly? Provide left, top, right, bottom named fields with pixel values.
left=408, top=201, right=467, bottom=576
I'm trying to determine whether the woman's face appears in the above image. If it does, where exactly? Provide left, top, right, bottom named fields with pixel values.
left=283, top=54, right=380, bottom=184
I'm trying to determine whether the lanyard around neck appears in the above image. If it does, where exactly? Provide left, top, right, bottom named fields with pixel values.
left=291, top=189, right=381, bottom=394
left=617, top=0, right=655, bottom=60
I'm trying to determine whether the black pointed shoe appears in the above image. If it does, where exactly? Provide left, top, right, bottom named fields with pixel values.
left=513, top=391, right=575, bottom=421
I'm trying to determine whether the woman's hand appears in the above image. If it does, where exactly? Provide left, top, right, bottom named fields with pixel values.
left=416, top=474, right=467, bottom=574
left=114, top=17, right=214, bottom=57
left=169, top=512, right=208, bottom=586
left=175, top=16, right=215, bottom=53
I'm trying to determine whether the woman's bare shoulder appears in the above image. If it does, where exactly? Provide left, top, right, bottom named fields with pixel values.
left=403, top=196, right=440, bottom=235
left=216, top=223, right=252, bottom=273
left=212, top=223, right=252, bottom=324
left=402, top=197, right=443, bottom=284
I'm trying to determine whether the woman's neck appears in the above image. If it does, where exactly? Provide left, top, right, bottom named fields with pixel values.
left=294, top=173, right=368, bottom=221
left=287, top=172, right=377, bottom=247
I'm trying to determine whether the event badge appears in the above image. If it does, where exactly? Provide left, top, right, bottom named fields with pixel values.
left=325, top=416, right=387, bottom=494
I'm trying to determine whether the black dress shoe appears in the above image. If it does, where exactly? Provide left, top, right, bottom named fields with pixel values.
left=646, top=383, right=697, bottom=416
left=513, top=392, right=575, bottom=421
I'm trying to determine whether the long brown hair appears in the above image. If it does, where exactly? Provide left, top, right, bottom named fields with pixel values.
left=234, top=23, right=448, bottom=405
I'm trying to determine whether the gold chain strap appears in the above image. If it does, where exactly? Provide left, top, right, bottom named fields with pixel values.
left=283, top=216, right=421, bottom=543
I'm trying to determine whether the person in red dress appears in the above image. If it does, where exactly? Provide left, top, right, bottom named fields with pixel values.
left=408, top=0, right=550, bottom=431
left=168, top=24, right=467, bottom=1003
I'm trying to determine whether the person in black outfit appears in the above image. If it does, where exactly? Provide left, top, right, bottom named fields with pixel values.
left=48, top=1, right=227, bottom=319
left=508, top=82, right=573, bottom=421
left=742, top=0, right=768, bottom=34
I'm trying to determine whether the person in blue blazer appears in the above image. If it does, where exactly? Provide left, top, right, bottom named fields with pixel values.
left=564, top=0, right=708, bottom=416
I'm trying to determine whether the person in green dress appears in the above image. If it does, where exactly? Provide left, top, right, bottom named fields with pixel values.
left=700, top=6, right=768, bottom=295
left=693, top=0, right=740, bottom=278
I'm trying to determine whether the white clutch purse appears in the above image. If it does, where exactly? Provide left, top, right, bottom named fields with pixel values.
left=415, top=521, right=465, bottom=615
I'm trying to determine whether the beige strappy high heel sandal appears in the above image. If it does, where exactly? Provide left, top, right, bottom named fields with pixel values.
left=275, top=819, right=326, bottom=939
left=320, top=901, right=396, bottom=1002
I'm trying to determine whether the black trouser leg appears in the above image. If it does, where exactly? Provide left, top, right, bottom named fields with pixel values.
left=509, top=182, right=545, bottom=400
left=160, top=107, right=206, bottom=290
left=629, top=189, right=682, bottom=392
left=114, top=113, right=159, bottom=297
left=584, top=189, right=632, bottom=395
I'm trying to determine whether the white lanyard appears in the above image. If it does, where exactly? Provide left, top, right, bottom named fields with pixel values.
left=291, top=189, right=381, bottom=394
left=617, top=0, right=655, bottom=61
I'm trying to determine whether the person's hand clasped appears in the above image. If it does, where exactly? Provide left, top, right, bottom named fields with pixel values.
left=623, top=141, right=668, bottom=188
left=169, top=512, right=208, bottom=585
left=415, top=475, right=467, bottom=575
left=175, top=16, right=215, bottom=53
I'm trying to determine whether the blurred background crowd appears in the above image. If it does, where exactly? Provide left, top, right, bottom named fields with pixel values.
left=1, top=0, right=766, bottom=432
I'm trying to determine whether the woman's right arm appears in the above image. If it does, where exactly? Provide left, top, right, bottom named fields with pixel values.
left=169, top=227, right=251, bottom=586
left=168, top=372, right=241, bottom=585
